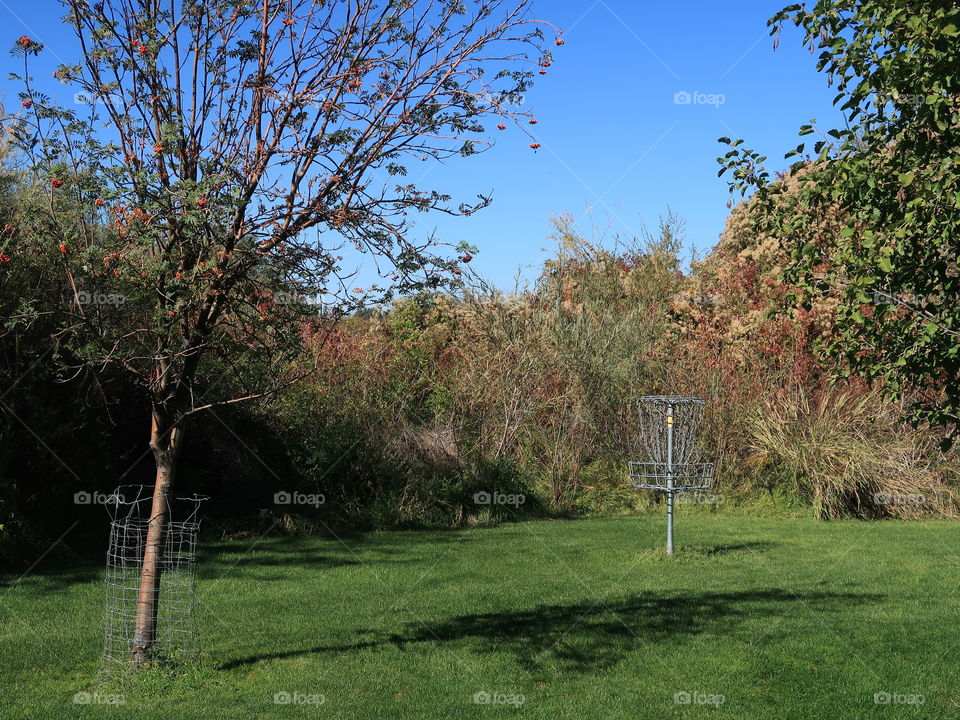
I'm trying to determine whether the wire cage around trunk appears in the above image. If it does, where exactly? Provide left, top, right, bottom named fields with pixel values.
left=101, top=485, right=208, bottom=673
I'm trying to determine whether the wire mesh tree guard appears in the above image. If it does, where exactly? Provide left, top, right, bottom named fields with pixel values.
left=102, top=485, right=208, bottom=672
left=629, top=396, right=714, bottom=554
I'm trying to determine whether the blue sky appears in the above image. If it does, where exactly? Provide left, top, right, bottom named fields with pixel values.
left=0, top=0, right=849, bottom=290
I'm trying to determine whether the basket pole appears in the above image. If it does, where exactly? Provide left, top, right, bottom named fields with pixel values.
left=666, top=402, right=674, bottom=555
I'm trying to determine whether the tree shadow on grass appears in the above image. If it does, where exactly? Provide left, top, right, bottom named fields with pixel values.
left=199, top=530, right=482, bottom=580
left=220, top=587, right=882, bottom=675
left=198, top=546, right=361, bottom=580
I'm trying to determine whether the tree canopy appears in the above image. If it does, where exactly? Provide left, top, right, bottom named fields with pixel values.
left=719, top=0, right=960, bottom=447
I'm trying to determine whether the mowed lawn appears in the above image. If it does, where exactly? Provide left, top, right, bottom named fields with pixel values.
left=1, top=515, right=958, bottom=719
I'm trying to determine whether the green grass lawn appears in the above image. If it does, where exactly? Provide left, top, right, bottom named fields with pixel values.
left=1, top=515, right=958, bottom=718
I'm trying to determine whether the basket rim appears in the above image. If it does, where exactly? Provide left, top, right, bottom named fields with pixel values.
left=636, top=395, right=706, bottom=404
left=628, top=460, right=714, bottom=468
left=630, top=482, right=714, bottom=491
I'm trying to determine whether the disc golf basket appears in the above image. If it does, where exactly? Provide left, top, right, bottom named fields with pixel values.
left=102, top=485, right=208, bottom=672
left=629, top=396, right=714, bottom=554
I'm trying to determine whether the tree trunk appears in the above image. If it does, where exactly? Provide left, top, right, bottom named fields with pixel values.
left=131, top=407, right=183, bottom=668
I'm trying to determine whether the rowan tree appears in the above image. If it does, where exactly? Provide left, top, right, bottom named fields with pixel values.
left=6, top=0, right=558, bottom=667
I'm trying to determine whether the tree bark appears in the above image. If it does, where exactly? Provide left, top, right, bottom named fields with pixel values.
left=131, top=407, right=183, bottom=668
